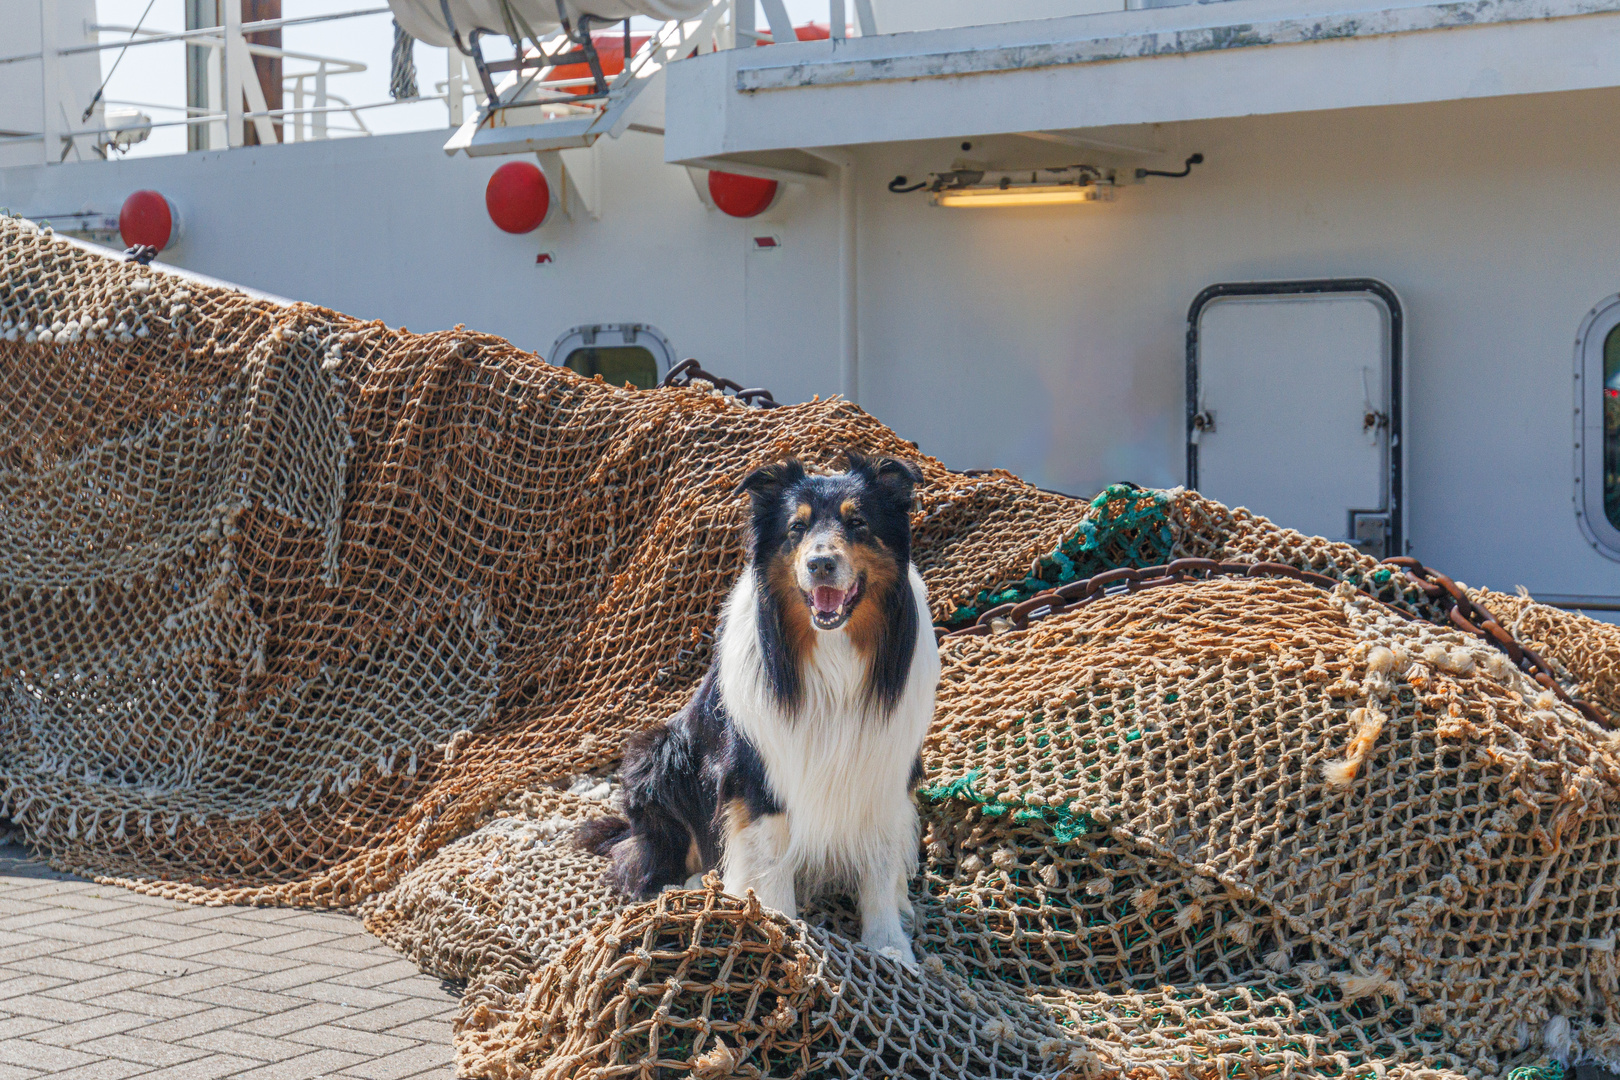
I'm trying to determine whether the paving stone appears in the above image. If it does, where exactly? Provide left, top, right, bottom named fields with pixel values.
left=0, top=939, right=67, bottom=965
left=194, top=983, right=318, bottom=1013
left=90, top=989, right=222, bottom=1020
left=336, top=960, right=430, bottom=990
left=54, top=935, right=179, bottom=963
left=229, top=1049, right=368, bottom=1080
left=374, top=1018, right=454, bottom=1043
left=38, top=968, right=168, bottom=999
left=0, top=991, right=109, bottom=1022
left=285, top=1023, right=418, bottom=1057
left=178, top=948, right=303, bottom=975
left=234, top=929, right=346, bottom=956
left=142, top=933, right=261, bottom=961
left=29, top=1062, right=148, bottom=1080
left=0, top=1013, right=56, bottom=1039
left=0, top=908, right=47, bottom=925
left=276, top=947, right=397, bottom=972
left=28, top=891, right=134, bottom=914
left=188, top=915, right=300, bottom=938
left=70, top=916, right=219, bottom=944
left=363, top=978, right=461, bottom=1003
left=139, top=906, right=244, bottom=927
left=277, top=912, right=366, bottom=935
left=337, top=1043, right=457, bottom=1080
left=0, top=1038, right=101, bottom=1071
left=137, top=1054, right=260, bottom=1080
left=134, top=1006, right=262, bottom=1043
left=336, top=997, right=450, bottom=1033
left=231, top=963, right=354, bottom=992
left=181, top=1028, right=314, bottom=1063
left=282, top=982, right=409, bottom=1010
left=0, top=971, right=70, bottom=999
left=233, top=1001, right=364, bottom=1039
left=24, top=1009, right=154, bottom=1046
left=19, top=919, right=129, bottom=945
left=8, top=954, right=122, bottom=981
left=135, top=967, right=251, bottom=999
left=79, top=1032, right=210, bottom=1067
left=0, top=844, right=463, bottom=1080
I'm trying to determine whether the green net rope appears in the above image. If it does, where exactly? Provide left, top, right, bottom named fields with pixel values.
left=946, top=484, right=1173, bottom=626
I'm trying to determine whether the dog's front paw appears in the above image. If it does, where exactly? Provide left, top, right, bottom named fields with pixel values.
left=877, top=943, right=919, bottom=971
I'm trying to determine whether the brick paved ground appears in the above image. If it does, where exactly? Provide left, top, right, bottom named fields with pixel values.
left=0, top=843, right=459, bottom=1079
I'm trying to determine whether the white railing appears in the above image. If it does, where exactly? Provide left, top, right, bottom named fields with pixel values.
left=3, top=0, right=880, bottom=165
left=4, top=0, right=486, bottom=163
left=88, top=22, right=375, bottom=147
left=731, top=0, right=876, bottom=44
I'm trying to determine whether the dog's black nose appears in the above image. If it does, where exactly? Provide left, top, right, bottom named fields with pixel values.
left=806, top=555, right=839, bottom=580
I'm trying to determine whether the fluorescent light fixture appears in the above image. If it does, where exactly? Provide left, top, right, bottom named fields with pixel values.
left=932, top=185, right=1111, bottom=208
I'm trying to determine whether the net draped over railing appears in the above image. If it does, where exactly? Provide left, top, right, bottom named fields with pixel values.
left=3, top=214, right=1618, bottom=1079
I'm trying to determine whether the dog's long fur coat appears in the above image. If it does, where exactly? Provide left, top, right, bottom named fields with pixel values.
left=579, top=451, right=940, bottom=963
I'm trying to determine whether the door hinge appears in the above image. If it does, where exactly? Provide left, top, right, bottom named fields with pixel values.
left=1348, top=510, right=1390, bottom=557
left=1190, top=410, right=1216, bottom=444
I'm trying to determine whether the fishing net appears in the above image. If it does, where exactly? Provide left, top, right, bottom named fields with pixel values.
left=0, top=212, right=1083, bottom=905
left=5, top=215, right=1619, bottom=1079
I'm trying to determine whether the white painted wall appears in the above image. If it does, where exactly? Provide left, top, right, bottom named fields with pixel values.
left=0, top=121, right=845, bottom=403
left=6, top=83, right=1620, bottom=602
left=853, top=87, right=1620, bottom=599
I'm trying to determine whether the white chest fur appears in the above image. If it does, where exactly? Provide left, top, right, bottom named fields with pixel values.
left=717, top=565, right=940, bottom=882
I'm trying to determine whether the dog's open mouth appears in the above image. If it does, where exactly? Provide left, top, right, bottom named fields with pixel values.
left=806, top=578, right=863, bottom=630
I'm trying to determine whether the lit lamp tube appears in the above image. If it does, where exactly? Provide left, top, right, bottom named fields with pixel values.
left=932, top=185, right=1109, bottom=208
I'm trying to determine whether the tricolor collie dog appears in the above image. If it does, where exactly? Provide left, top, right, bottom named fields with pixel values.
left=578, top=451, right=939, bottom=964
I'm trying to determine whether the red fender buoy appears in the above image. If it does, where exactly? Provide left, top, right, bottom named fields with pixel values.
left=118, top=190, right=177, bottom=250
left=486, top=161, right=551, bottom=234
left=708, top=171, right=779, bottom=218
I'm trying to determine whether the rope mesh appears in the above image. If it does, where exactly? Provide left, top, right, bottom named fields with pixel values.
left=4, top=216, right=1619, bottom=1079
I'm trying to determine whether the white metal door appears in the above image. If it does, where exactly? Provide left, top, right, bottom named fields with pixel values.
left=1188, top=283, right=1402, bottom=554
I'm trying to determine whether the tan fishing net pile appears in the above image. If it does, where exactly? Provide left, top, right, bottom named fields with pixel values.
left=4, top=214, right=1618, bottom=1079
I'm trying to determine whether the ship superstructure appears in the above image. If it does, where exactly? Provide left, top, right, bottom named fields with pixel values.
left=6, top=0, right=1620, bottom=608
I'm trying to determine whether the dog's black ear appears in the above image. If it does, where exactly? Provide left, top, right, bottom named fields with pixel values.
left=735, top=458, right=806, bottom=507
left=847, top=450, right=924, bottom=509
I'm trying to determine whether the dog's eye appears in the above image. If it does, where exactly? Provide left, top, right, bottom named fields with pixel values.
left=846, top=516, right=867, bottom=532
left=788, top=521, right=807, bottom=537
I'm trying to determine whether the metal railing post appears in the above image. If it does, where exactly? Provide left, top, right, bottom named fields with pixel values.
left=447, top=50, right=463, bottom=126
left=829, top=0, right=845, bottom=39
left=840, top=155, right=858, bottom=403
left=313, top=62, right=327, bottom=138
left=39, top=0, right=61, bottom=163
left=223, top=0, right=244, bottom=145
left=853, top=0, right=876, bottom=35
left=291, top=73, right=303, bottom=140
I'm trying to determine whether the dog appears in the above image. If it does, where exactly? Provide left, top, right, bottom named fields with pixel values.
left=577, top=450, right=939, bottom=964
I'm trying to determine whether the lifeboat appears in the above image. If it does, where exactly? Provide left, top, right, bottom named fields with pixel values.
left=388, top=0, right=713, bottom=50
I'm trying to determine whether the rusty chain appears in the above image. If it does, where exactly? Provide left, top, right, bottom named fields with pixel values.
left=660, top=358, right=780, bottom=408
left=937, top=557, right=1411, bottom=641
left=936, top=552, right=1609, bottom=728
left=1384, top=557, right=1609, bottom=727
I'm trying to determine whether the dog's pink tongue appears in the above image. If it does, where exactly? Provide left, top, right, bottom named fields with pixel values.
left=813, top=586, right=845, bottom=614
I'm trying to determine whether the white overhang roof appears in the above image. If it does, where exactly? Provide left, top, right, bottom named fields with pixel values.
left=665, top=0, right=1620, bottom=166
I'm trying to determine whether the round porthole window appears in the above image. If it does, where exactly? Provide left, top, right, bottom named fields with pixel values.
left=547, top=323, right=675, bottom=390
left=1576, top=296, right=1620, bottom=560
